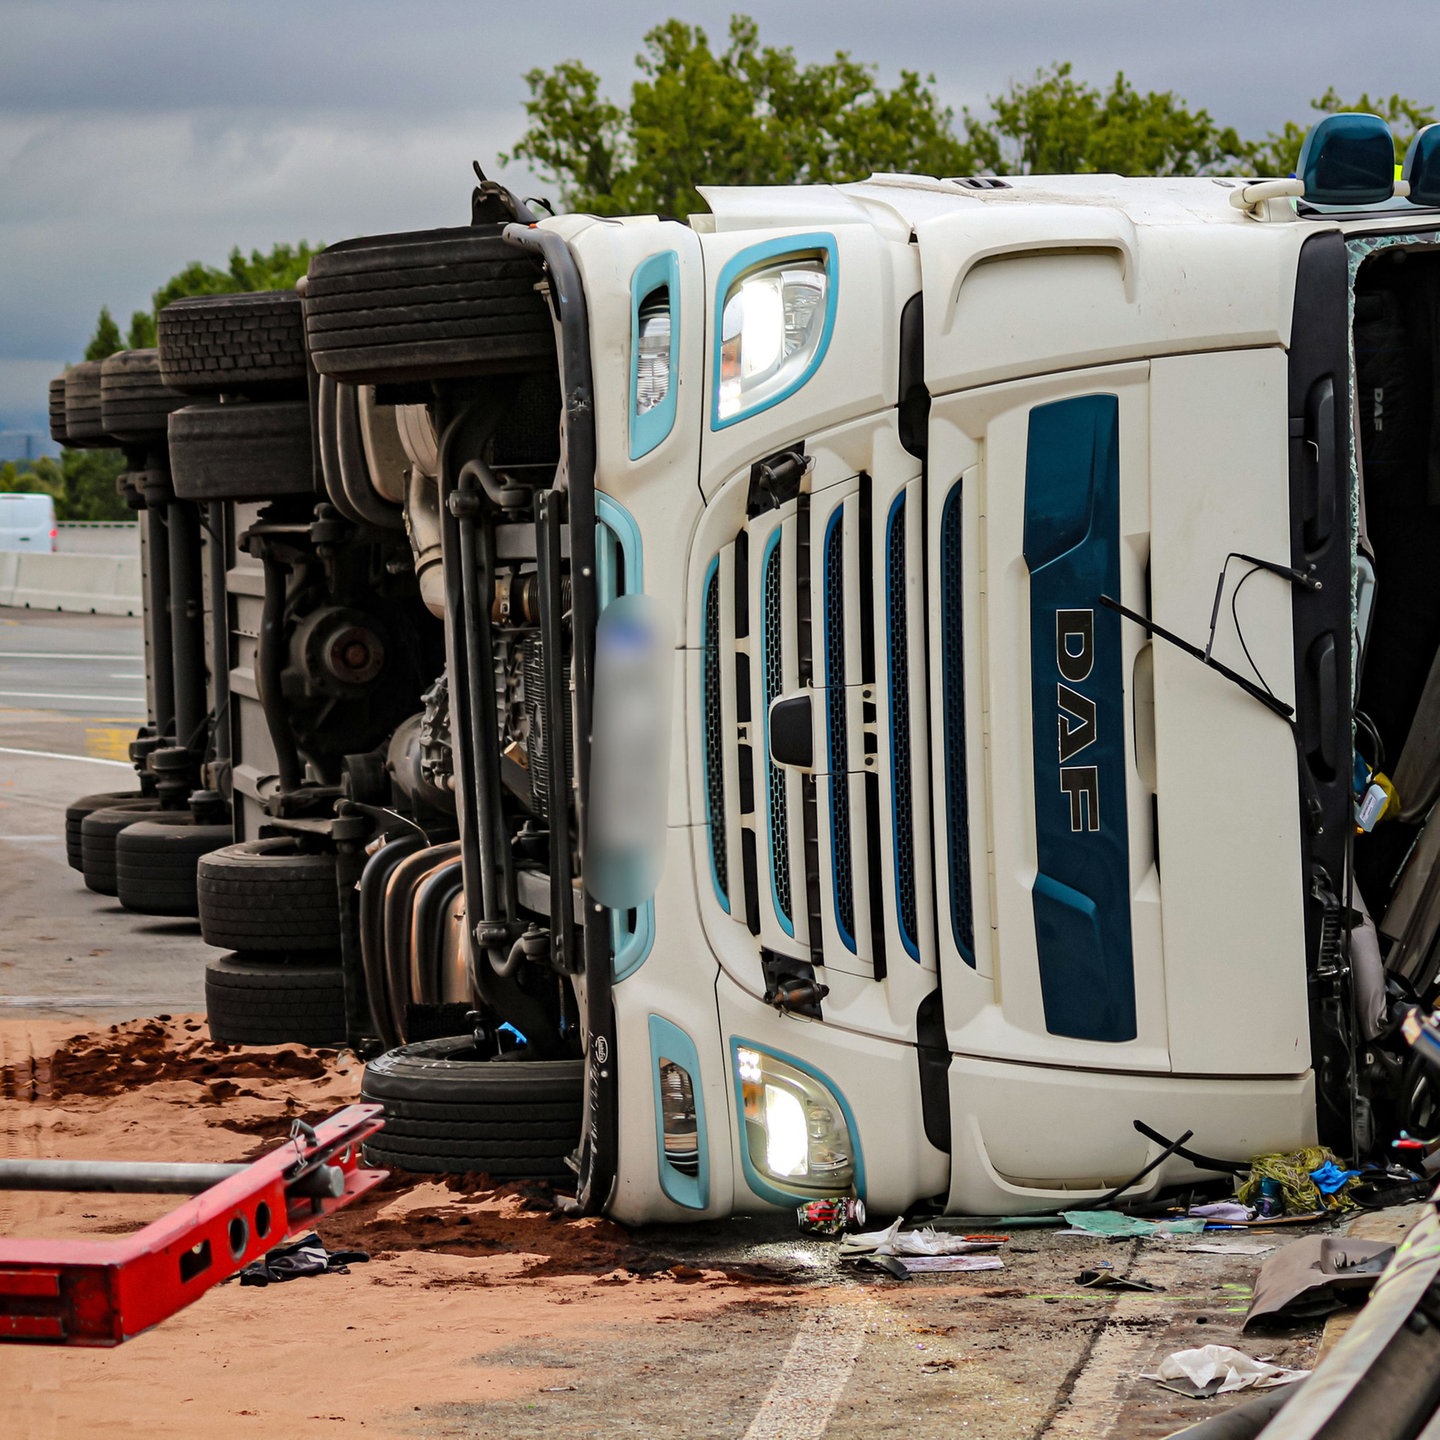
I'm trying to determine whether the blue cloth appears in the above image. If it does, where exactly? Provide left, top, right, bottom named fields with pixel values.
left=1309, top=1161, right=1362, bottom=1195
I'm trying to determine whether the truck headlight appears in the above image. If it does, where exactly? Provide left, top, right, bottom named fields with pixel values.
left=716, top=253, right=830, bottom=423
left=635, top=296, right=672, bottom=415
left=735, top=1045, right=855, bottom=1192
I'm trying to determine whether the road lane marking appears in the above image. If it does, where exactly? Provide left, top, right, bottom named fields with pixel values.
left=0, top=653, right=142, bottom=661
left=0, top=691, right=144, bottom=704
left=0, top=745, right=132, bottom=767
left=742, top=1302, right=870, bottom=1440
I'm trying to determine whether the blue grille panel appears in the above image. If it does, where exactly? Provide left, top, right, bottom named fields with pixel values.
left=824, top=510, right=856, bottom=950
left=886, top=494, right=919, bottom=960
left=762, top=532, right=793, bottom=933
left=940, top=487, right=975, bottom=964
left=702, top=559, right=729, bottom=911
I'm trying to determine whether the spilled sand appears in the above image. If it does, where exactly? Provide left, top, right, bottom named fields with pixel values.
left=0, top=1017, right=803, bottom=1439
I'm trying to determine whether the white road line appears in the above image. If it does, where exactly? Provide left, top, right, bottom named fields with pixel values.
left=0, top=690, right=144, bottom=704
left=0, top=745, right=132, bottom=767
left=0, top=652, right=141, bottom=661
left=742, top=1303, right=870, bottom=1440
left=0, top=836, right=66, bottom=843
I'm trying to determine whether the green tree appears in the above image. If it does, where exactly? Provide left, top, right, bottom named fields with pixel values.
left=83, top=240, right=318, bottom=360
left=506, top=14, right=973, bottom=216
left=0, top=451, right=129, bottom=522
left=84, top=306, right=123, bottom=361
left=1245, top=87, right=1438, bottom=177
left=960, top=62, right=1248, bottom=176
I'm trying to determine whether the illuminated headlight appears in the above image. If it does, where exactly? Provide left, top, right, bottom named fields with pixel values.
left=735, top=1046, right=854, bottom=1192
left=717, top=256, right=829, bottom=421
left=635, top=295, right=672, bottom=415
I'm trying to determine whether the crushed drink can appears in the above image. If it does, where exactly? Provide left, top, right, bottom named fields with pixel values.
left=796, top=1197, right=866, bottom=1235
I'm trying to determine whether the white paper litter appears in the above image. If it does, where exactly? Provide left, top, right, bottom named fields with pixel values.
left=1176, top=1242, right=1276, bottom=1256
left=840, top=1219, right=1004, bottom=1257
left=1141, top=1345, right=1310, bottom=1395
left=899, top=1256, right=1005, bottom=1273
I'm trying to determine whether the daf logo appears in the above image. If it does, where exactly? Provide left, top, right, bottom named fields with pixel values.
left=1055, top=608, right=1099, bottom=833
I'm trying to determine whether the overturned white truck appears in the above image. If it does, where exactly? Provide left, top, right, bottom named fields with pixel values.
left=61, top=115, right=1440, bottom=1222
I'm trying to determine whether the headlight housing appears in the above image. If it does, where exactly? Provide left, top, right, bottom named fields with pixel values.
left=735, top=1044, right=856, bottom=1196
left=715, top=242, right=833, bottom=425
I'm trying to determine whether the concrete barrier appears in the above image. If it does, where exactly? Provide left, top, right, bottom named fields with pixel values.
left=0, top=550, right=142, bottom=617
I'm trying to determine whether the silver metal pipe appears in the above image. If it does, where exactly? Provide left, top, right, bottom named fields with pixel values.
left=0, top=1159, right=247, bottom=1194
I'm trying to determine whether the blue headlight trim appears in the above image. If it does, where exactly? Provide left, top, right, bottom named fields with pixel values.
left=649, top=1015, right=710, bottom=1210
left=629, top=251, right=680, bottom=460
left=710, top=233, right=838, bottom=431
left=728, top=1036, right=866, bottom=1209
left=595, top=493, right=657, bottom=982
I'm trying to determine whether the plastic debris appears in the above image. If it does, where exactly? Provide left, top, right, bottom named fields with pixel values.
left=1141, top=1345, right=1309, bottom=1398
left=1076, top=1268, right=1164, bottom=1291
left=1059, top=1211, right=1206, bottom=1237
left=840, top=1218, right=1006, bottom=1257
left=1309, top=1161, right=1362, bottom=1195
left=1187, top=1201, right=1255, bottom=1223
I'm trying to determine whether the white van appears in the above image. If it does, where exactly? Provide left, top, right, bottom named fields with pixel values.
left=0, top=492, right=57, bottom=553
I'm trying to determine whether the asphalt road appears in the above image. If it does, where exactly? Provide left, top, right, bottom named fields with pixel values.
left=0, top=604, right=201, bottom=1018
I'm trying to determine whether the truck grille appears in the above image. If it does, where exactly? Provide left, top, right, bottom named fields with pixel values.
left=700, top=474, right=936, bottom=980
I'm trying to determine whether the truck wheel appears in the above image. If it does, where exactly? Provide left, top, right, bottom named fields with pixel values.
left=168, top=400, right=315, bottom=501
left=116, top=819, right=233, bottom=917
left=63, top=362, right=115, bottom=448
left=157, top=290, right=308, bottom=398
left=303, top=224, right=552, bottom=386
left=360, top=1036, right=582, bottom=1179
left=64, top=790, right=155, bottom=872
left=204, top=954, right=345, bottom=1047
left=79, top=805, right=192, bottom=896
left=99, top=349, right=187, bottom=443
left=198, top=838, right=339, bottom=951
left=49, top=377, right=70, bottom=446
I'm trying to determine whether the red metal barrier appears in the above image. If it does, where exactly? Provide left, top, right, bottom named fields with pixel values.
left=0, top=1103, right=386, bottom=1345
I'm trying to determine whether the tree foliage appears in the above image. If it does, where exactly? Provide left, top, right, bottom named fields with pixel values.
left=1245, top=87, right=1438, bottom=177
left=506, top=15, right=969, bottom=217
left=84, top=241, right=319, bottom=360
left=509, top=18, right=1433, bottom=212
left=961, top=62, right=1248, bottom=177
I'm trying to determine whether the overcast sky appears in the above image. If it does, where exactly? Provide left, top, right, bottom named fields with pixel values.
left=3, top=0, right=1438, bottom=447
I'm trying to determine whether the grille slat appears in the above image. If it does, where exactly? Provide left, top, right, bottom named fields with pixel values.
left=887, top=494, right=920, bottom=960
left=940, top=486, right=975, bottom=963
left=762, top=531, right=793, bottom=933
left=824, top=509, right=856, bottom=951
left=702, top=559, right=729, bottom=911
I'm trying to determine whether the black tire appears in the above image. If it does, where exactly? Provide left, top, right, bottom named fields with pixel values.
left=64, top=361, right=113, bottom=448
left=197, top=838, right=339, bottom=951
left=361, top=1035, right=582, bottom=1179
left=64, top=789, right=154, bottom=871
left=168, top=400, right=315, bottom=501
left=49, top=376, right=70, bottom=446
left=303, top=224, right=552, bottom=386
left=158, top=290, right=308, bottom=398
left=80, top=806, right=193, bottom=896
left=115, top=820, right=233, bottom=917
left=99, top=349, right=188, bottom=443
left=204, top=954, right=345, bottom=1047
